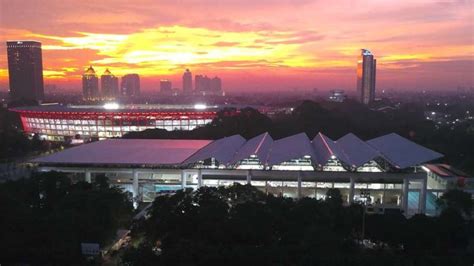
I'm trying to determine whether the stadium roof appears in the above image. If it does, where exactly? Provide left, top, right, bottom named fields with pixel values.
left=34, top=132, right=443, bottom=169
left=229, top=132, right=273, bottom=165
left=267, top=133, right=316, bottom=165
left=367, top=133, right=443, bottom=169
left=182, top=135, right=246, bottom=165
left=10, top=103, right=223, bottom=113
left=11, top=103, right=268, bottom=114
left=33, top=139, right=212, bottom=165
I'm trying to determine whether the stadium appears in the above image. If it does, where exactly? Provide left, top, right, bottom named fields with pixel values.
left=32, top=131, right=472, bottom=216
left=11, top=103, right=222, bottom=141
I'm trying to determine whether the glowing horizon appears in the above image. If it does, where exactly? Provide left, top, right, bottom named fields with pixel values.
left=0, top=0, right=473, bottom=92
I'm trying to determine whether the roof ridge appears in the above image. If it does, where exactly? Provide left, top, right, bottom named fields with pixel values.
left=253, top=132, right=271, bottom=155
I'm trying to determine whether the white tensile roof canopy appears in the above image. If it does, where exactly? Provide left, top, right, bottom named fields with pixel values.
left=34, top=132, right=443, bottom=169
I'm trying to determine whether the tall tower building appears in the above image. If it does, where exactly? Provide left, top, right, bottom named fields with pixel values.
left=182, top=69, right=193, bottom=94
left=195, top=75, right=211, bottom=92
left=101, top=69, right=119, bottom=99
left=356, top=49, right=376, bottom=105
left=6, top=41, right=44, bottom=102
left=82, top=66, right=99, bottom=101
left=160, top=80, right=172, bottom=93
left=210, top=76, right=222, bottom=92
left=121, top=74, right=140, bottom=97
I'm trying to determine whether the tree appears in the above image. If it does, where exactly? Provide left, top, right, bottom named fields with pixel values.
left=326, top=188, right=343, bottom=207
left=0, top=172, right=133, bottom=264
left=437, top=189, right=473, bottom=217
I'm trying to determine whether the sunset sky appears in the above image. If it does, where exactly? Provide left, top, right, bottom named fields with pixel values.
left=0, top=0, right=473, bottom=92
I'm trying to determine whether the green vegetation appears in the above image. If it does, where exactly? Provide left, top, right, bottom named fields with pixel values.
left=0, top=172, right=133, bottom=265
left=0, top=106, right=51, bottom=159
left=121, top=185, right=473, bottom=266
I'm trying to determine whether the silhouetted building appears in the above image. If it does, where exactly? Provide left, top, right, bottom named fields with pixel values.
left=6, top=41, right=44, bottom=102
left=82, top=66, right=99, bottom=101
left=160, top=80, right=172, bottom=93
left=195, top=75, right=210, bottom=93
left=357, top=49, right=376, bottom=105
left=101, top=69, right=119, bottom=99
left=182, top=69, right=192, bottom=94
left=210, top=76, right=222, bottom=92
left=121, top=74, right=140, bottom=97
left=195, top=75, right=223, bottom=95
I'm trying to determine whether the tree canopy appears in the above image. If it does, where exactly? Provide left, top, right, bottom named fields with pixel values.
left=121, top=185, right=473, bottom=266
left=0, top=172, right=133, bottom=265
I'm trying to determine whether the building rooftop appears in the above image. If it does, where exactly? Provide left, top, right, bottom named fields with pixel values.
left=11, top=103, right=224, bottom=114
left=33, top=132, right=443, bottom=170
left=424, top=164, right=470, bottom=179
left=34, top=139, right=212, bottom=166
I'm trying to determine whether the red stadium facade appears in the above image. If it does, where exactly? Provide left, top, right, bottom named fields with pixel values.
left=11, top=104, right=221, bottom=141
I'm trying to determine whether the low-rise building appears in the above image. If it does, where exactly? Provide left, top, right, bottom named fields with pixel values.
left=30, top=131, right=465, bottom=216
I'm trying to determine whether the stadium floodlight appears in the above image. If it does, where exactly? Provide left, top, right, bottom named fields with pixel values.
left=194, top=103, right=207, bottom=110
left=103, top=103, right=120, bottom=110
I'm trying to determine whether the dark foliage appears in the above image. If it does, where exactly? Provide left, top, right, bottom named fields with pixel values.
left=122, top=185, right=473, bottom=266
left=0, top=107, right=51, bottom=159
left=0, top=172, right=133, bottom=265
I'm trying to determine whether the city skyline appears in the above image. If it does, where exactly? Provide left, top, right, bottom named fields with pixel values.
left=0, top=0, right=473, bottom=92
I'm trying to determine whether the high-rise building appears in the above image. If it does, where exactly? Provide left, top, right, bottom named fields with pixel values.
left=195, top=74, right=222, bottom=95
left=160, top=80, right=172, bottom=93
left=356, top=49, right=376, bottom=105
left=210, top=76, right=222, bottom=92
left=182, top=69, right=193, bottom=94
left=82, top=66, right=99, bottom=101
left=101, top=69, right=119, bottom=99
left=6, top=41, right=44, bottom=102
left=195, top=75, right=210, bottom=92
left=121, top=74, right=140, bottom=97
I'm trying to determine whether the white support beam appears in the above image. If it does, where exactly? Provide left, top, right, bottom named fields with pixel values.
left=402, top=177, right=409, bottom=215
left=85, top=170, right=92, bottom=183
left=246, top=170, right=252, bottom=184
left=197, top=169, right=202, bottom=188
left=297, top=172, right=302, bottom=199
left=419, top=176, right=427, bottom=214
left=181, top=170, right=186, bottom=189
left=349, top=177, right=355, bottom=204
left=132, top=169, right=139, bottom=209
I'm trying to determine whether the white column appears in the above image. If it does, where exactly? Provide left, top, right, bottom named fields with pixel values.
left=197, top=169, right=202, bottom=187
left=132, top=170, right=139, bottom=209
left=297, top=172, right=302, bottom=199
left=349, top=177, right=355, bottom=204
left=85, top=170, right=92, bottom=183
left=419, top=177, right=427, bottom=214
left=382, top=184, right=386, bottom=204
left=402, top=177, right=409, bottom=215
left=181, top=170, right=186, bottom=189
left=246, top=170, right=252, bottom=185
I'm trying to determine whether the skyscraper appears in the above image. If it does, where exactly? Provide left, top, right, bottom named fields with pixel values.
left=121, top=74, right=140, bottom=97
left=6, top=41, right=44, bottom=102
left=195, top=75, right=210, bottom=92
left=210, top=76, right=222, bottom=92
left=160, top=80, right=172, bottom=93
left=101, top=69, right=119, bottom=99
left=182, top=69, right=192, bottom=94
left=82, top=66, right=99, bottom=101
left=356, top=49, right=376, bottom=105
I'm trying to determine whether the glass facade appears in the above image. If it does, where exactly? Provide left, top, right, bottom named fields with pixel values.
left=16, top=111, right=216, bottom=139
